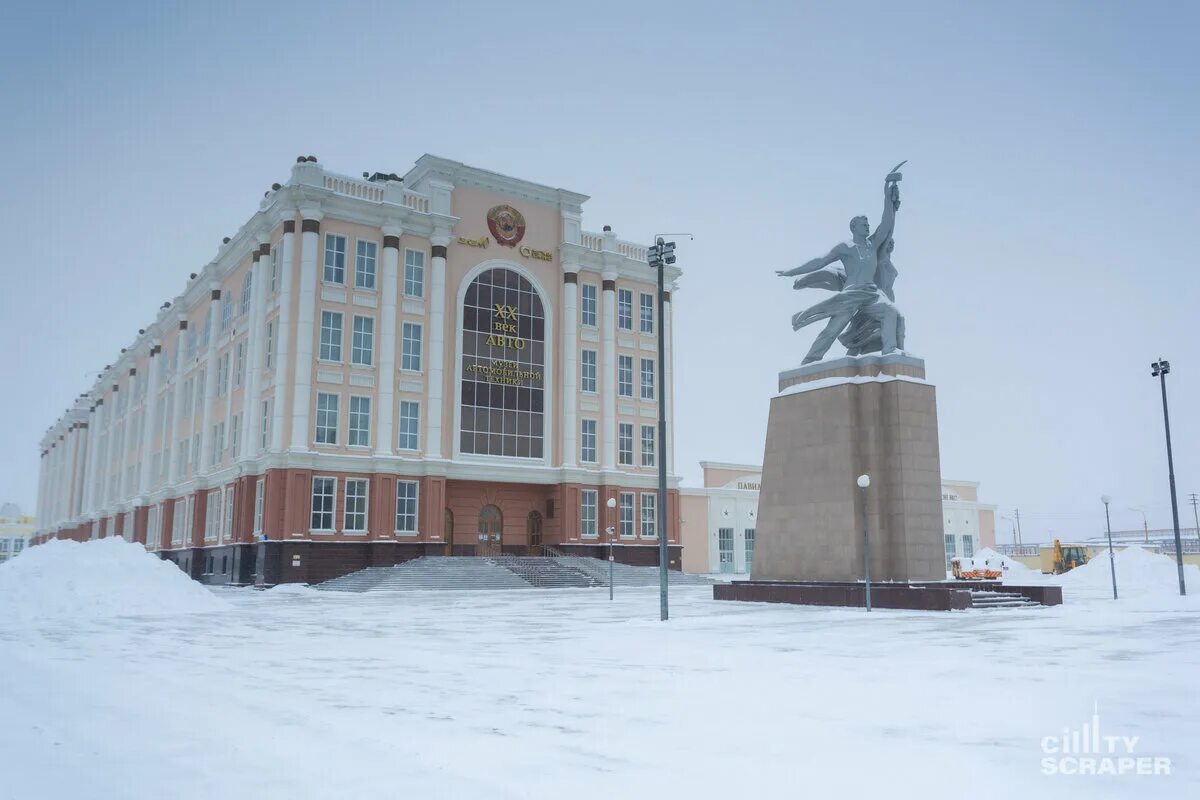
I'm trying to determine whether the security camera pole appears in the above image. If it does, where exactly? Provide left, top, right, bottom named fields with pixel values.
left=1101, top=495, right=1118, bottom=600
left=1150, top=358, right=1187, bottom=596
left=605, top=496, right=617, bottom=601
left=647, top=236, right=678, bottom=621
left=857, top=474, right=872, bottom=611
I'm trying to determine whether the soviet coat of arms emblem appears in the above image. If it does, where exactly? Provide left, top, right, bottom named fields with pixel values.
left=486, top=204, right=526, bottom=248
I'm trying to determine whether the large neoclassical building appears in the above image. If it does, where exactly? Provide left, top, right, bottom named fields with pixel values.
left=32, top=155, right=681, bottom=584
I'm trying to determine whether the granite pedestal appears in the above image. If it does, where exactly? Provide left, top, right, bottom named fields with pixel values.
left=750, top=354, right=945, bottom=585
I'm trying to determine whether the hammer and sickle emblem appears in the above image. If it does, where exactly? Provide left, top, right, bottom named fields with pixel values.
left=493, top=304, right=517, bottom=320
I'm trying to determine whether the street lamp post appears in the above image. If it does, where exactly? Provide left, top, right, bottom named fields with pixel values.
left=647, top=237, right=679, bottom=621
left=857, top=474, right=872, bottom=611
left=1101, top=495, right=1118, bottom=600
left=1129, top=506, right=1149, bottom=544
left=1150, top=359, right=1187, bottom=596
left=605, top=496, right=617, bottom=601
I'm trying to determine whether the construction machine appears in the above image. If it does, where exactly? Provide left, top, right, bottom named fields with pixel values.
left=1051, top=539, right=1089, bottom=574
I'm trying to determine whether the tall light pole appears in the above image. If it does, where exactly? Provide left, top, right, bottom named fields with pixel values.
left=605, top=496, right=617, bottom=601
left=857, top=474, right=872, bottom=611
left=1129, top=506, right=1149, bottom=544
left=647, top=236, right=678, bottom=621
left=1000, top=514, right=1018, bottom=545
left=1101, top=495, right=1118, bottom=600
left=1151, top=359, right=1187, bottom=596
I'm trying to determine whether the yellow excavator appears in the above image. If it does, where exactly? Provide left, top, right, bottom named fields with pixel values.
left=1052, top=539, right=1090, bottom=574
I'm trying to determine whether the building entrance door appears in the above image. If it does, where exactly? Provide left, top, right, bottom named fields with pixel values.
left=478, top=504, right=503, bottom=556
left=527, top=511, right=543, bottom=551
left=443, top=509, right=454, bottom=556
left=718, top=528, right=735, bottom=573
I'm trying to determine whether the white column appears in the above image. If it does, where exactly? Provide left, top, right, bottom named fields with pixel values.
left=138, top=347, right=162, bottom=496
left=271, top=221, right=296, bottom=451
left=100, top=384, right=118, bottom=513
left=375, top=228, right=400, bottom=456
left=166, top=317, right=188, bottom=485
left=46, top=440, right=58, bottom=528
left=198, top=286, right=221, bottom=472
left=561, top=269, right=578, bottom=467
left=601, top=273, right=617, bottom=471
left=665, top=288, right=675, bottom=476
left=36, top=450, right=47, bottom=530
left=63, top=426, right=80, bottom=523
left=241, top=242, right=269, bottom=460
left=426, top=236, right=448, bottom=459
left=289, top=213, right=321, bottom=452
left=72, top=421, right=89, bottom=519
left=83, top=401, right=102, bottom=516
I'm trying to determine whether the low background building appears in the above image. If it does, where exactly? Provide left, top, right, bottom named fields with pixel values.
left=681, top=465, right=996, bottom=575
left=0, top=503, right=35, bottom=563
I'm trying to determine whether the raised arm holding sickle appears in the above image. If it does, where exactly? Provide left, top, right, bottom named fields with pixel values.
left=775, top=164, right=905, bottom=364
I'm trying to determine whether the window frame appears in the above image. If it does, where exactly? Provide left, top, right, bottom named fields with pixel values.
left=618, top=422, right=633, bottom=466
left=641, top=424, right=656, bottom=467
left=310, top=476, right=337, bottom=532
left=347, top=395, right=371, bottom=448
left=319, top=310, right=344, bottom=363
left=401, top=322, right=423, bottom=372
left=354, top=239, right=378, bottom=290
left=581, top=489, right=598, bottom=538
left=617, top=288, right=633, bottom=330
left=343, top=478, right=369, bottom=533
left=398, top=400, right=420, bottom=451
left=323, top=233, right=347, bottom=285
left=395, top=479, right=419, bottom=535
left=404, top=249, right=426, bottom=298
left=315, top=392, right=340, bottom=445
left=351, top=314, right=375, bottom=367
left=580, top=418, right=597, bottom=463
left=580, top=283, right=598, bottom=327
left=640, top=292, right=655, bottom=334
left=580, top=349, right=598, bottom=393
left=640, top=357, right=656, bottom=400
left=640, top=491, right=658, bottom=539
left=619, top=491, right=635, bottom=538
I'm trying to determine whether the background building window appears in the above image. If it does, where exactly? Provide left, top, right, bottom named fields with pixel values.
left=315, top=393, right=339, bottom=444
left=944, top=534, right=956, bottom=570
left=404, top=250, right=425, bottom=297
left=640, top=492, right=658, bottom=538
left=581, top=419, right=597, bottom=463
left=395, top=480, right=419, bottom=533
left=320, top=311, right=343, bottom=362
left=640, top=292, right=654, bottom=334
left=641, top=358, right=655, bottom=400
left=253, top=478, right=264, bottom=535
left=619, top=492, right=634, bottom=538
left=617, top=288, right=632, bottom=330
left=618, top=423, right=633, bottom=466
left=398, top=401, right=420, bottom=450
left=581, top=490, right=598, bottom=538
left=618, top=355, right=633, bottom=397
left=324, top=234, right=346, bottom=284
left=581, top=349, right=597, bottom=393
left=348, top=396, right=371, bottom=447
left=311, top=477, right=336, bottom=531
left=241, top=272, right=252, bottom=315
left=344, top=479, right=368, bottom=532
left=459, top=268, right=545, bottom=459
left=351, top=316, right=374, bottom=366
left=580, top=284, right=597, bottom=326
left=355, top=240, right=377, bottom=289
left=641, top=425, right=656, bottom=467
left=402, top=323, right=422, bottom=371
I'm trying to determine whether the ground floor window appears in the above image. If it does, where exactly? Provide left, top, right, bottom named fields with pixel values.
left=961, top=534, right=974, bottom=559
left=395, top=480, right=418, bottom=534
left=944, top=534, right=956, bottom=570
left=744, top=528, right=756, bottom=573
left=581, top=490, right=598, bottom=538
left=311, top=477, right=336, bottom=531
left=253, top=478, right=264, bottom=536
left=344, top=479, right=369, bottom=532
left=619, top=492, right=635, bottom=538
left=640, top=492, right=658, bottom=539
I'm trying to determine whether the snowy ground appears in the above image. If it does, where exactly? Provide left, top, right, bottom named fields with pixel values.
left=1, top=543, right=1198, bottom=800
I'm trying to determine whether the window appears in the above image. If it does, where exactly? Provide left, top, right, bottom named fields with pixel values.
left=640, top=492, right=658, bottom=538
left=146, top=504, right=161, bottom=550
left=222, top=485, right=235, bottom=542
left=581, top=489, right=598, bottom=538
left=221, top=294, right=232, bottom=332
left=210, top=421, right=225, bottom=466
left=185, top=325, right=197, bottom=359
left=12, top=539, right=23, bottom=553
left=581, top=283, right=597, bottom=326
left=252, top=478, right=264, bottom=535
left=458, top=267, right=545, bottom=459
left=195, top=369, right=205, bottom=410
left=640, top=292, right=654, bottom=334
left=320, top=311, right=343, bottom=362
left=192, top=431, right=201, bottom=472
left=324, top=234, right=346, bottom=284
left=315, top=392, right=339, bottom=445
left=581, top=419, right=597, bottom=463
left=205, top=489, right=221, bottom=541
left=619, top=492, right=635, bottom=538
left=348, top=396, right=371, bottom=447
left=618, top=355, right=633, bottom=397
left=618, top=423, right=633, bottom=466
left=230, top=413, right=240, bottom=456
left=617, top=288, right=632, bottom=330
left=640, top=425, right=656, bottom=467
left=401, top=323, right=422, bottom=371
left=962, top=535, right=975, bottom=559
left=640, top=358, right=655, bottom=400
left=270, top=246, right=279, bottom=293
left=355, top=240, right=377, bottom=289
left=265, top=320, right=275, bottom=369
left=344, top=479, right=368, bottom=532
left=351, top=316, right=374, bottom=366
left=241, top=271, right=252, bottom=316
left=718, top=528, right=735, bottom=573
left=944, top=534, right=956, bottom=570
left=260, top=399, right=271, bottom=450
left=216, top=352, right=229, bottom=397
left=234, top=341, right=245, bottom=388
left=177, top=438, right=190, bottom=477
left=311, top=477, right=336, bottom=531
left=581, top=349, right=597, bottom=393
left=745, top=528, right=756, bottom=573
left=395, top=480, right=418, bottom=534
left=398, top=400, right=420, bottom=450
left=404, top=249, right=425, bottom=298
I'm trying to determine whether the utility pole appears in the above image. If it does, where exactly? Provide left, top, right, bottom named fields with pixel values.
left=1150, top=359, right=1186, bottom=596
left=1014, top=508, right=1023, bottom=546
left=1190, top=493, right=1200, bottom=550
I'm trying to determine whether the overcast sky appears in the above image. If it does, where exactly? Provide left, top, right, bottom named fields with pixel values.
left=1, top=0, right=1196, bottom=542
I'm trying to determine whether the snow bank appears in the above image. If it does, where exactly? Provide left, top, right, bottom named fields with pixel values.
left=0, top=537, right=225, bottom=623
left=957, top=547, right=1047, bottom=583
left=1061, top=545, right=1200, bottom=596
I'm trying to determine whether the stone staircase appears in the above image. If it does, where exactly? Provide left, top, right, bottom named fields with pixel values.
left=315, top=555, right=715, bottom=593
left=968, top=589, right=1043, bottom=609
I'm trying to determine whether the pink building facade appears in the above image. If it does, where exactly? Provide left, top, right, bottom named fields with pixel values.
left=33, top=156, right=682, bottom=584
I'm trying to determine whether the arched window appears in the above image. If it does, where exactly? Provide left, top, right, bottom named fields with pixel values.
left=460, top=268, right=545, bottom=458
left=479, top=504, right=503, bottom=541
